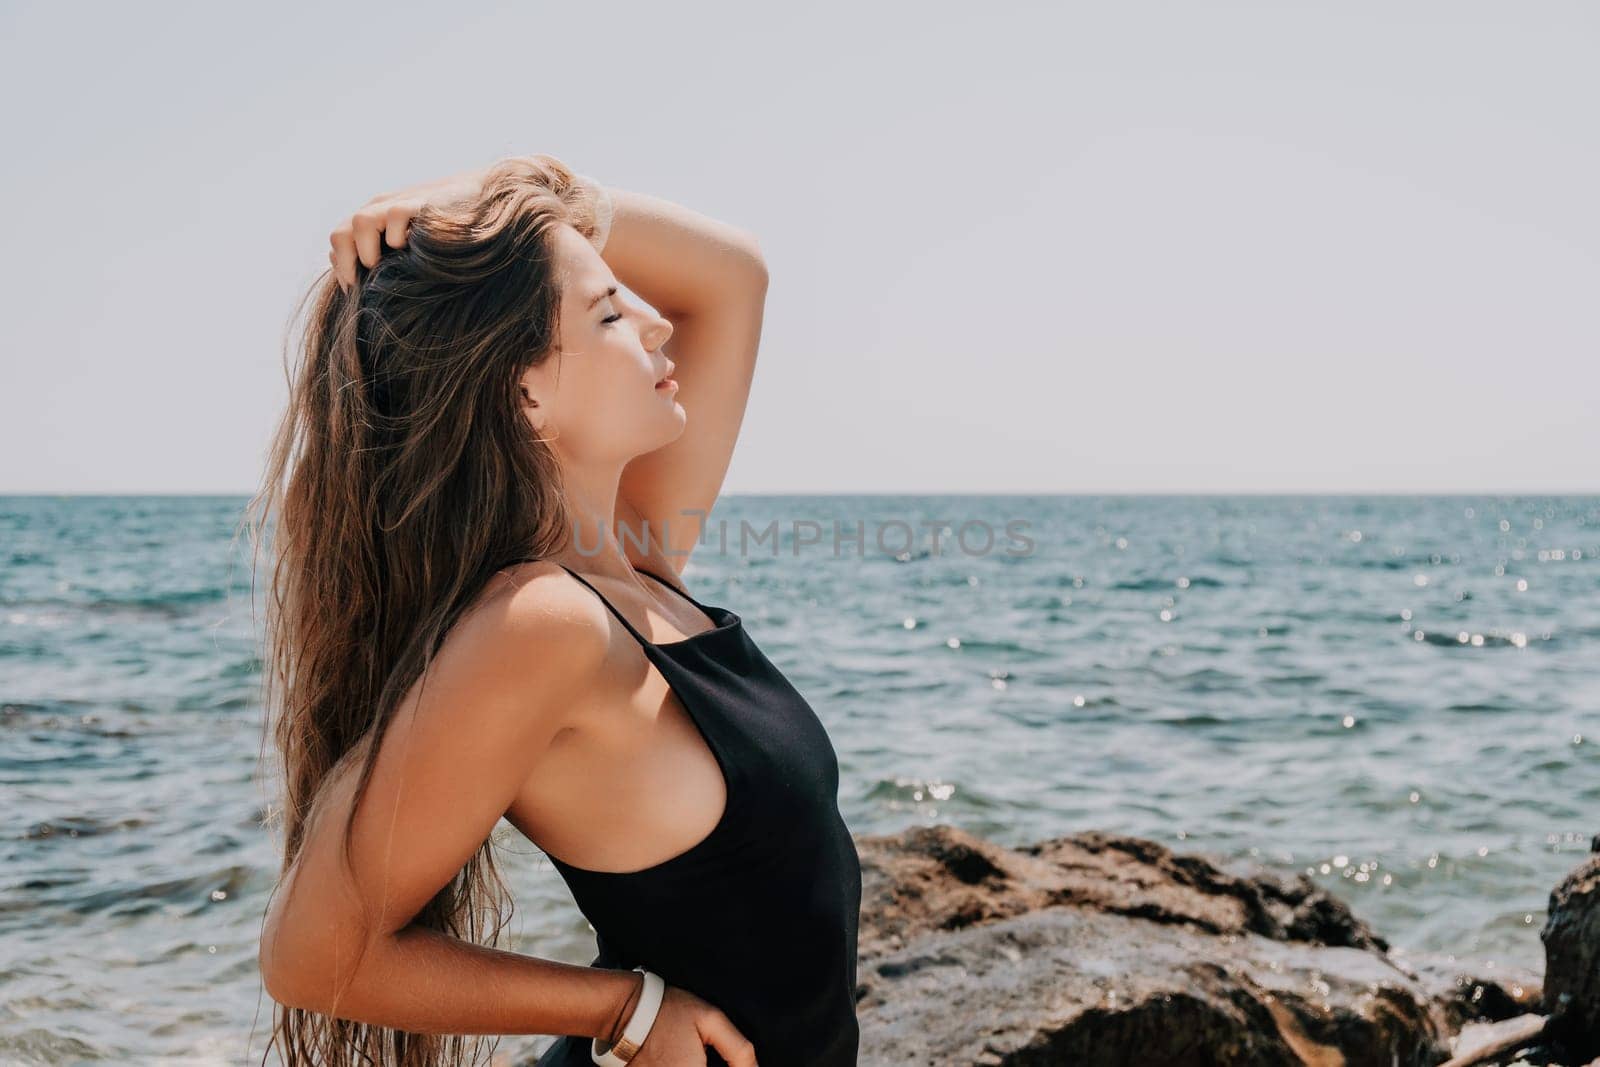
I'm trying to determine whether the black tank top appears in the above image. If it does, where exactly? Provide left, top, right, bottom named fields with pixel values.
left=505, top=560, right=863, bottom=1067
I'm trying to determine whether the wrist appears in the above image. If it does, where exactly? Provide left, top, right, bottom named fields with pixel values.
left=592, top=968, right=643, bottom=1043
left=592, top=968, right=666, bottom=1066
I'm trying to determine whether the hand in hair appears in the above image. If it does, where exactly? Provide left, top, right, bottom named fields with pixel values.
left=326, top=163, right=491, bottom=293
left=326, top=154, right=602, bottom=295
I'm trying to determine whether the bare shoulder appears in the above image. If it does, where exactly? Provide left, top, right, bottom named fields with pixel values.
left=431, top=560, right=614, bottom=737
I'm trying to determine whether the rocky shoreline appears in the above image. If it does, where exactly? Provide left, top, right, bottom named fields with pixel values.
left=852, top=824, right=1600, bottom=1066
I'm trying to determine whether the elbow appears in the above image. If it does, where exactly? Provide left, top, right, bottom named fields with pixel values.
left=259, top=927, right=316, bottom=1011
left=261, top=971, right=304, bottom=1013
left=261, top=943, right=354, bottom=1016
left=260, top=899, right=306, bottom=1008
left=259, top=913, right=361, bottom=1014
left=259, top=942, right=300, bottom=1010
left=734, top=229, right=769, bottom=290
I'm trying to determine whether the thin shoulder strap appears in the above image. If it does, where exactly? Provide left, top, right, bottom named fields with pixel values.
left=495, top=557, right=704, bottom=647
left=554, top=563, right=654, bottom=648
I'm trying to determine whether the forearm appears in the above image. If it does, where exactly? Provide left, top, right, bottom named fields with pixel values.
left=599, top=185, right=768, bottom=320
left=271, top=922, right=640, bottom=1040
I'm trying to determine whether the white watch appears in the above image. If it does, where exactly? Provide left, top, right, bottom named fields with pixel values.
left=591, top=967, right=665, bottom=1066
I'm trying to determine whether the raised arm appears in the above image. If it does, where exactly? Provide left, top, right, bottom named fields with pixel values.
left=601, top=186, right=770, bottom=575
left=322, top=159, right=769, bottom=578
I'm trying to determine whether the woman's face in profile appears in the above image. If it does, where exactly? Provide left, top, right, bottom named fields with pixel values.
left=520, top=223, right=682, bottom=466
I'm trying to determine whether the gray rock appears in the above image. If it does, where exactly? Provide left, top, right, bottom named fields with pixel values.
left=1540, top=837, right=1600, bottom=1063
left=1399, top=949, right=1543, bottom=1037
left=852, top=824, right=1553, bottom=1067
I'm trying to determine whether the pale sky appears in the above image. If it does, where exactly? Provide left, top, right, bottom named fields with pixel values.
left=2, top=1, right=1595, bottom=494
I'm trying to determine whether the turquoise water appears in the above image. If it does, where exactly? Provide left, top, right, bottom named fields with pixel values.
left=2, top=493, right=1596, bottom=1063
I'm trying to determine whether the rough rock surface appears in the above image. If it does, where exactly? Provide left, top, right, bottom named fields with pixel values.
left=853, top=824, right=1553, bottom=1066
left=1538, top=832, right=1600, bottom=1064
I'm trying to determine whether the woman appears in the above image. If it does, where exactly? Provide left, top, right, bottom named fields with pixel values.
left=250, top=155, right=862, bottom=1067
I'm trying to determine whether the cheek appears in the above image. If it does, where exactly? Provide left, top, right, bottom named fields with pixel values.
left=568, top=358, right=662, bottom=430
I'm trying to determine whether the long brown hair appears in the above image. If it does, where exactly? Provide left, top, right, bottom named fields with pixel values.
left=242, top=155, right=604, bottom=1066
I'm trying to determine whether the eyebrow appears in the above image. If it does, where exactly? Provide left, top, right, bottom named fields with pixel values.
left=587, top=285, right=618, bottom=310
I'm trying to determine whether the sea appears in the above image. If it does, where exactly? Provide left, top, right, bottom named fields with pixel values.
left=2, top=493, right=1596, bottom=1064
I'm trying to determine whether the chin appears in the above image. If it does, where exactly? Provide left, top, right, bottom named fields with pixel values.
left=651, top=406, right=688, bottom=447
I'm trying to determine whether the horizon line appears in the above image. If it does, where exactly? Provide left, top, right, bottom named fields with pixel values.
left=3, top=489, right=1598, bottom=499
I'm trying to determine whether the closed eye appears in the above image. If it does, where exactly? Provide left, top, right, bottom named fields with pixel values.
left=602, top=312, right=622, bottom=325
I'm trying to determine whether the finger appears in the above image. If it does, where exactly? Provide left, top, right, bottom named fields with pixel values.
left=700, top=1013, right=757, bottom=1067
left=383, top=202, right=414, bottom=250
left=329, top=223, right=358, bottom=291
left=352, top=209, right=385, bottom=272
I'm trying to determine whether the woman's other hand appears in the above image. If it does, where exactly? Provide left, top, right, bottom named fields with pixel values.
left=628, top=984, right=758, bottom=1067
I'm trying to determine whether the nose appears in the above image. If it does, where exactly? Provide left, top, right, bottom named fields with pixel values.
left=645, top=311, right=673, bottom=351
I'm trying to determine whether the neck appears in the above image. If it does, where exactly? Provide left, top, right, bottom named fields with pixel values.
left=552, top=461, right=634, bottom=580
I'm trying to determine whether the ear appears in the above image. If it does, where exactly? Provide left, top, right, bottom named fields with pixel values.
left=516, top=381, right=547, bottom=433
